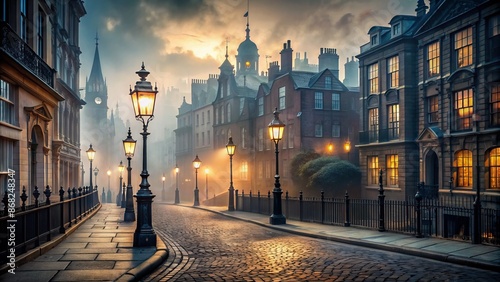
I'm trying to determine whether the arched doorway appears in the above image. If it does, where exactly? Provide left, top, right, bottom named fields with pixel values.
left=30, top=125, right=45, bottom=196
left=425, top=150, right=439, bottom=198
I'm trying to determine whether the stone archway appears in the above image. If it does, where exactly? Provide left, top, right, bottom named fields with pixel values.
left=424, top=150, right=439, bottom=198
left=30, top=125, right=45, bottom=194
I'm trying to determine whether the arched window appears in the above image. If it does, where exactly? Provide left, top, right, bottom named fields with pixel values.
left=488, top=147, right=500, bottom=189
left=454, top=150, right=473, bottom=188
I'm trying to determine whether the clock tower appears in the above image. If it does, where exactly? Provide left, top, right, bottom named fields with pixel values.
left=84, top=36, right=108, bottom=123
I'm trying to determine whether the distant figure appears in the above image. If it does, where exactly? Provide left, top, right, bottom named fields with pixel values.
left=101, top=187, right=106, bottom=203
left=107, top=187, right=112, bottom=203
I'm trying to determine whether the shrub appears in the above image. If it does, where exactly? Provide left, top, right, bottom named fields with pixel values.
left=307, top=160, right=361, bottom=196
left=298, top=156, right=340, bottom=181
left=289, top=150, right=320, bottom=189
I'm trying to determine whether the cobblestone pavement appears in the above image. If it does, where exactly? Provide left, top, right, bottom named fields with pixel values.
left=144, top=205, right=500, bottom=281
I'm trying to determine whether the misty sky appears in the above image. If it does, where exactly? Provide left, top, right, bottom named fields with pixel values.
left=79, top=0, right=417, bottom=136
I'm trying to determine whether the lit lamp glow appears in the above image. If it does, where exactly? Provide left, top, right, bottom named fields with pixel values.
left=123, top=128, right=136, bottom=221
left=192, top=155, right=201, bottom=206
left=226, top=137, right=236, bottom=211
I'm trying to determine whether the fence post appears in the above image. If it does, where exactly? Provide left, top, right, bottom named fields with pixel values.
left=44, top=185, right=51, bottom=205
left=344, top=191, right=351, bottom=227
left=299, top=191, right=303, bottom=221
left=242, top=190, right=245, bottom=211
left=235, top=189, right=239, bottom=210
left=249, top=190, right=253, bottom=212
left=78, top=187, right=83, bottom=220
left=321, top=191, right=325, bottom=224
left=72, top=187, right=77, bottom=224
left=257, top=191, right=261, bottom=213
left=68, top=187, right=72, bottom=227
left=20, top=186, right=28, bottom=211
left=285, top=191, right=289, bottom=218
left=415, top=182, right=423, bottom=238
left=378, top=170, right=386, bottom=232
left=59, top=187, right=65, bottom=234
left=33, top=186, right=40, bottom=208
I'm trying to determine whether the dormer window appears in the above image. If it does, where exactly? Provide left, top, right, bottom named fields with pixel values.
left=371, top=34, right=378, bottom=46
left=392, top=23, right=401, bottom=37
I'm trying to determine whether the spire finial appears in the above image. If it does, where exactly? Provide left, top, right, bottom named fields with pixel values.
left=225, top=38, right=229, bottom=59
left=95, top=31, right=99, bottom=45
left=244, top=0, right=250, bottom=39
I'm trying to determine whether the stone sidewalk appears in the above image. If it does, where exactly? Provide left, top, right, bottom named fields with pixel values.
left=0, top=204, right=167, bottom=282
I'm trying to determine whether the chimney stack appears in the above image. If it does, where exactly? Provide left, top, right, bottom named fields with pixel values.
left=280, top=40, right=293, bottom=74
left=318, top=48, right=339, bottom=78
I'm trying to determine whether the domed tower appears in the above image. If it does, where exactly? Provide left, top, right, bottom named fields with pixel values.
left=236, top=8, right=259, bottom=77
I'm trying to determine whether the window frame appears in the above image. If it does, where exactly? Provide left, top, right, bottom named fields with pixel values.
left=388, top=104, right=399, bottom=140
left=491, top=84, right=500, bottom=126
left=279, top=86, right=286, bottom=110
left=386, top=154, right=399, bottom=187
left=426, top=41, right=440, bottom=78
left=454, top=27, right=474, bottom=68
left=368, top=63, right=379, bottom=94
left=427, top=95, right=439, bottom=124
left=314, top=92, right=323, bottom=109
left=488, top=147, right=500, bottom=190
left=332, top=93, right=340, bottom=111
left=368, top=156, right=379, bottom=186
left=387, top=55, right=399, bottom=88
left=454, top=150, right=473, bottom=188
left=454, top=88, right=474, bottom=131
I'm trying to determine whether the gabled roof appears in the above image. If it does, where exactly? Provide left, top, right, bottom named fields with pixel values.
left=417, top=126, right=444, bottom=141
left=308, top=69, right=349, bottom=91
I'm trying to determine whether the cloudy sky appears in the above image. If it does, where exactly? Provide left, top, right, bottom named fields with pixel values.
left=79, top=0, right=417, bottom=134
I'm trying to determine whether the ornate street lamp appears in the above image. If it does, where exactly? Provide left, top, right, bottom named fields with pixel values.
left=123, top=128, right=136, bottom=222
left=226, top=137, right=236, bottom=211
left=204, top=168, right=209, bottom=201
left=118, top=161, right=125, bottom=207
left=268, top=108, right=286, bottom=225
left=344, top=140, right=351, bottom=162
left=86, top=144, right=96, bottom=189
left=130, top=63, right=158, bottom=247
left=93, top=167, right=99, bottom=188
left=192, top=155, right=201, bottom=206
left=174, top=165, right=180, bottom=204
left=162, top=175, right=166, bottom=201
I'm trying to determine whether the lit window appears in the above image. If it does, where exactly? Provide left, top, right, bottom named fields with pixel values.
left=279, top=87, right=286, bottom=110
left=240, top=162, right=248, bottom=181
left=314, top=92, right=323, bottom=109
left=387, top=56, right=399, bottom=88
left=368, top=63, right=379, bottom=94
left=388, top=104, right=399, bottom=140
left=315, top=124, right=323, bottom=137
left=332, top=93, right=340, bottom=110
left=258, top=97, right=264, bottom=116
left=368, top=108, right=379, bottom=142
left=491, top=84, right=500, bottom=126
left=454, top=150, right=473, bottom=188
left=489, top=147, right=500, bottom=189
left=386, top=155, right=399, bottom=187
left=454, top=88, right=474, bottom=130
left=368, top=156, right=379, bottom=185
left=428, top=95, right=439, bottom=123
left=427, top=41, right=440, bottom=77
left=258, top=161, right=263, bottom=179
left=0, top=79, right=14, bottom=124
left=455, top=27, right=473, bottom=68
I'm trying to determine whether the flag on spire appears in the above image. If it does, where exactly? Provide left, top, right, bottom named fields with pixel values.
left=243, top=11, right=248, bottom=17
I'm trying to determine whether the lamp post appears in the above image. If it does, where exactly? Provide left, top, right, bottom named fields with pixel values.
left=268, top=108, right=286, bottom=225
left=162, top=175, right=166, bottom=201
left=93, top=167, right=99, bottom=188
left=204, top=169, right=209, bottom=201
left=473, top=115, right=482, bottom=244
left=118, top=161, right=124, bottom=207
left=344, top=140, right=351, bottom=162
left=192, top=155, right=201, bottom=207
left=226, top=137, right=236, bottom=211
left=130, top=63, right=157, bottom=247
left=123, top=128, right=136, bottom=222
left=86, top=144, right=96, bottom=189
left=175, top=165, right=180, bottom=204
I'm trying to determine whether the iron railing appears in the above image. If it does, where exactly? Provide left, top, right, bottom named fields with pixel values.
left=235, top=189, right=499, bottom=246
left=0, top=186, right=100, bottom=265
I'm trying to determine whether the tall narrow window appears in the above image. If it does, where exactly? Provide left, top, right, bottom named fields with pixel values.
left=427, top=41, right=440, bottom=77
left=240, top=98, right=245, bottom=115
left=332, top=93, right=340, bottom=110
left=279, top=86, right=286, bottom=110
left=388, top=104, right=399, bottom=139
left=207, top=130, right=210, bottom=145
left=214, top=109, right=218, bottom=125
left=454, top=88, right=474, bottom=130
left=386, top=154, right=399, bottom=187
left=428, top=95, right=439, bottom=123
left=20, top=0, right=28, bottom=42
left=332, top=123, right=340, bottom=137
left=0, top=79, right=14, bottom=124
left=258, top=97, right=264, bottom=116
left=368, top=108, right=379, bottom=142
left=368, top=156, right=379, bottom=185
left=325, top=77, right=332, bottom=89
left=0, top=139, right=14, bottom=194
left=241, top=128, right=246, bottom=149
left=196, top=114, right=199, bottom=127
left=488, top=14, right=500, bottom=61
left=387, top=56, right=399, bottom=88
left=454, top=150, right=473, bottom=188
left=207, top=110, right=211, bottom=124
left=240, top=162, right=248, bottom=181
left=315, top=124, right=323, bottom=137
left=455, top=27, right=473, bottom=68
left=220, top=106, right=224, bottom=124
left=489, top=147, right=500, bottom=189
left=368, top=63, right=379, bottom=94
left=226, top=103, right=231, bottom=123
left=314, top=92, right=323, bottom=109
left=37, top=7, right=45, bottom=58
left=491, top=84, right=500, bottom=126
left=371, top=34, right=378, bottom=46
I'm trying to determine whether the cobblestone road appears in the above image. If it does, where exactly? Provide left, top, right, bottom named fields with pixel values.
left=144, top=204, right=499, bottom=281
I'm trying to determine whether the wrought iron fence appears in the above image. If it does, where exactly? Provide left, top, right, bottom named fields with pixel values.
left=0, top=186, right=100, bottom=265
left=235, top=189, right=499, bottom=246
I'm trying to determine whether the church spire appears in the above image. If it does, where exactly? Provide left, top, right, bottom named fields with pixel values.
left=88, top=32, right=105, bottom=91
